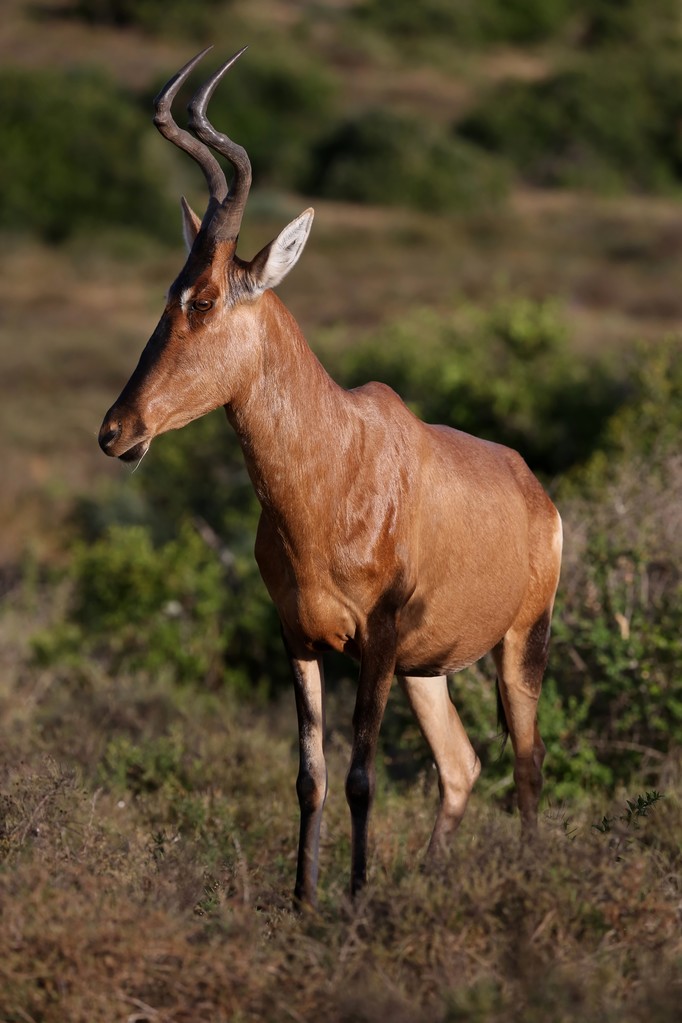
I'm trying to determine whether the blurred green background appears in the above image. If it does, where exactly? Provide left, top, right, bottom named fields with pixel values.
left=2, top=1, right=682, bottom=1018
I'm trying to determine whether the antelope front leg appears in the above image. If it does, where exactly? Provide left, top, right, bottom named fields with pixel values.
left=288, top=651, right=327, bottom=908
left=345, top=626, right=396, bottom=896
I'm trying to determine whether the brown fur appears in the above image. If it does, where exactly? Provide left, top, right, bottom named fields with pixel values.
left=98, top=57, right=562, bottom=905
left=100, top=267, right=562, bottom=903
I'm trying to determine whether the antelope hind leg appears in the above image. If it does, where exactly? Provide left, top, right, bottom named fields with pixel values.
left=399, top=674, right=481, bottom=862
left=492, top=610, right=552, bottom=838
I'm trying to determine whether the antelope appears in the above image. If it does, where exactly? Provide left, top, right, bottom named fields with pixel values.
left=99, top=47, right=562, bottom=907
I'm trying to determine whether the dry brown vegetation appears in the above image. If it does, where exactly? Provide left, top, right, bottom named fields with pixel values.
left=1, top=594, right=681, bottom=1023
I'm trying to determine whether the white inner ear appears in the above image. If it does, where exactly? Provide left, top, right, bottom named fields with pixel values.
left=255, top=208, right=314, bottom=292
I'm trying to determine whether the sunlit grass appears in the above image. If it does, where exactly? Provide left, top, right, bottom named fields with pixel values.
left=1, top=592, right=681, bottom=1022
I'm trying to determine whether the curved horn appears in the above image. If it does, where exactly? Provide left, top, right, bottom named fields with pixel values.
left=188, top=47, right=253, bottom=242
left=153, top=47, right=228, bottom=207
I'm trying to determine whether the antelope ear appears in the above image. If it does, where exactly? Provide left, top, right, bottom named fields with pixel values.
left=180, top=196, right=202, bottom=251
left=247, top=208, right=314, bottom=294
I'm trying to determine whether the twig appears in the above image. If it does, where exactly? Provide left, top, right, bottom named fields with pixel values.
left=233, top=834, right=251, bottom=906
left=590, top=738, right=666, bottom=761
left=120, top=993, right=166, bottom=1022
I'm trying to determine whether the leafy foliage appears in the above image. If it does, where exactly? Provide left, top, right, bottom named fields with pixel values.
left=378, top=331, right=682, bottom=797
left=354, top=0, right=575, bottom=45
left=32, top=301, right=680, bottom=802
left=32, top=519, right=287, bottom=696
left=593, top=790, right=664, bottom=833
left=460, top=50, right=682, bottom=193
left=101, top=730, right=190, bottom=795
left=578, top=0, right=682, bottom=49
left=70, top=0, right=232, bottom=37
left=307, top=108, right=507, bottom=213
left=548, top=451, right=682, bottom=790
left=328, top=298, right=623, bottom=475
left=0, top=68, right=174, bottom=242
left=355, top=0, right=682, bottom=53
left=594, top=335, right=682, bottom=465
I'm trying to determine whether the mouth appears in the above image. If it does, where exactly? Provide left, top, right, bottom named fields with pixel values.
left=99, top=413, right=152, bottom=462
left=118, top=439, right=151, bottom=463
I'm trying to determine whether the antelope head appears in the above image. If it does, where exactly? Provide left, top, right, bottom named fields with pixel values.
left=99, top=47, right=313, bottom=463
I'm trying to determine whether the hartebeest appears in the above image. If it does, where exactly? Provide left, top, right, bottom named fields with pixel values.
left=99, top=48, right=562, bottom=906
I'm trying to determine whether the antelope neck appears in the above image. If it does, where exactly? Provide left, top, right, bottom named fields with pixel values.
left=225, top=292, right=353, bottom=527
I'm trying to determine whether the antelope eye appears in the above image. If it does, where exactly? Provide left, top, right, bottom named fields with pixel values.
left=192, top=298, right=214, bottom=312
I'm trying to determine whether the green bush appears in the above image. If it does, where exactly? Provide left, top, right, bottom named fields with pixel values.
left=306, top=108, right=507, bottom=213
left=0, top=67, right=174, bottom=242
left=101, top=731, right=189, bottom=795
left=459, top=51, right=682, bottom=193
left=65, top=413, right=290, bottom=696
left=121, top=412, right=259, bottom=547
left=70, top=0, right=231, bottom=37
left=578, top=0, right=682, bottom=49
left=538, top=338, right=682, bottom=791
left=547, top=449, right=682, bottom=791
left=33, top=519, right=287, bottom=695
left=597, top=335, right=682, bottom=464
left=354, top=0, right=574, bottom=45
left=74, top=412, right=258, bottom=550
left=34, top=523, right=222, bottom=683
left=563, top=335, right=682, bottom=493
left=329, top=298, right=623, bottom=475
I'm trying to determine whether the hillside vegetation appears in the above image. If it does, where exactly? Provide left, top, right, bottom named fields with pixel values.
left=1, top=1, right=681, bottom=1019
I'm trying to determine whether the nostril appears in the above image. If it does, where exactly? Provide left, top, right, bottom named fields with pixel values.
left=99, top=420, right=122, bottom=453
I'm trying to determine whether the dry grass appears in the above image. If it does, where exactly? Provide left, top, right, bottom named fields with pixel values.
left=2, top=736, right=681, bottom=1022
left=1, top=595, right=681, bottom=1023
